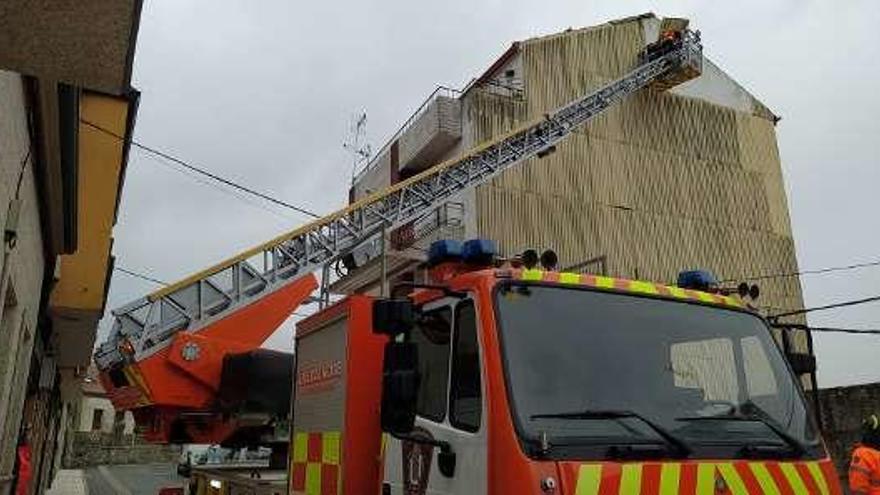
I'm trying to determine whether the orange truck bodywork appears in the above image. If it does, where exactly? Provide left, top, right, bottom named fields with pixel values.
left=99, top=274, right=317, bottom=443
left=290, top=265, right=843, bottom=495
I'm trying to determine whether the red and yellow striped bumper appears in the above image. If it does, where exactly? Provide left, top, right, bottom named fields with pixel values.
left=562, top=460, right=841, bottom=495
left=290, top=431, right=341, bottom=495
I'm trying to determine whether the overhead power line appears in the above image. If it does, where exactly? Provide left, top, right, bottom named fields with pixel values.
left=773, top=323, right=880, bottom=336
left=721, top=258, right=880, bottom=283
left=80, top=120, right=321, bottom=219
left=770, top=294, right=880, bottom=320
left=140, top=152, right=296, bottom=222
left=802, top=326, right=880, bottom=336
left=114, top=266, right=168, bottom=286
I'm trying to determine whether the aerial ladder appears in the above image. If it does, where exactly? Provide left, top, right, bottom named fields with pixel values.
left=95, top=21, right=703, bottom=446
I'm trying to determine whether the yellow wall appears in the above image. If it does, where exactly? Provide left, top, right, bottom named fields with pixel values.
left=50, top=92, right=130, bottom=312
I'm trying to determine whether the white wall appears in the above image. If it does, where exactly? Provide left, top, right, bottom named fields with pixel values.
left=77, top=397, right=114, bottom=433
left=0, top=69, right=47, bottom=479
left=76, top=396, right=135, bottom=434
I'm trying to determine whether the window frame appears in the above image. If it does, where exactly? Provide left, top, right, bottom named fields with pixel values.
left=412, top=302, right=453, bottom=423
left=449, top=299, right=482, bottom=432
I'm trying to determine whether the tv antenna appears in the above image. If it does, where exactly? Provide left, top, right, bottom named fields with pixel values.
left=343, top=112, right=372, bottom=185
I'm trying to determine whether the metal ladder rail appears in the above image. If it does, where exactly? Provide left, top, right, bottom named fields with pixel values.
left=96, top=31, right=702, bottom=370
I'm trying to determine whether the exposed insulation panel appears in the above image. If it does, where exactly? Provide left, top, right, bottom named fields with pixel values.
left=468, top=19, right=806, bottom=345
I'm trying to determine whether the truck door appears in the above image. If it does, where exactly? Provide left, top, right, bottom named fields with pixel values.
left=384, top=298, right=486, bottom=494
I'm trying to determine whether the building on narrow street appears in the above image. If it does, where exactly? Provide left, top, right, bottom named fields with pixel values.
left=340, top=14, right=806, bottom=345
left=0, top=2, right=144, bottom=493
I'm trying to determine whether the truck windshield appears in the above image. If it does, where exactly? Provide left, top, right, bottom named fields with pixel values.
left=495, top=283, right=821, bottom=460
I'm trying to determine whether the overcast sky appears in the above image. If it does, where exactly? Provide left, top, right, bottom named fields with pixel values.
left=102, top=0, right=879, bottom=388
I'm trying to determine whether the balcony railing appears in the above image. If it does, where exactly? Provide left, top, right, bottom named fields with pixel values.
left=353, top=86, right=461, bottom=183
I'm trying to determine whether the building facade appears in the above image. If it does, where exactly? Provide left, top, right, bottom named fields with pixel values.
left=0, top=2, right=143, bottom=493
left=342, top=15, right=805, bottom=334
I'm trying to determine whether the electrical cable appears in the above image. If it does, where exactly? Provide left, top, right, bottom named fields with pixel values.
left=80, top=119, right=321, bottom=219
left=770, top=294, right=880, bottom=320
left=114, top=266, right=168, bottom=286
left=771, top=322, right=880, bottom=336
left=801, top=327, right=880, bottom=335
left=140, top=152, right=295, bottom=223
left=15, top=148, right=30, bottom=198
left=720, top=258, right=880, bottom=283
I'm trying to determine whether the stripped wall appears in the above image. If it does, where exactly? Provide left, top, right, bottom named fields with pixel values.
left=467, top=18, right=805, bottom=328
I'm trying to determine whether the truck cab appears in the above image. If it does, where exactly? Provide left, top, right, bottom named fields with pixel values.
left=290, top=239, right=841, bottom=495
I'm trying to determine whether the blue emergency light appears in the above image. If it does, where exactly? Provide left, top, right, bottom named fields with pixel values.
left=428, top=239, right=463, bottom=266
left=677, top=270, right=719, bottom=291
left=462, top=239, right=497, bottom=265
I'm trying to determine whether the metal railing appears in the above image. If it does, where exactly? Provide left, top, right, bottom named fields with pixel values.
left=390, top=202, right=464, bottom=251
left=353, top=85, right=462, bottom=183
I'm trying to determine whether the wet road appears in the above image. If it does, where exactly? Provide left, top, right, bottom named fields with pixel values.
left=84, top=463, right=183, bottom=495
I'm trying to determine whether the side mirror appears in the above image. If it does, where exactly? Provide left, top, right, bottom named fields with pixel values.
left=786, top=352, right=817, bottom=375
left=381, top=341, right=420, bottom=434
left=373, top=299, right=415, bottom=335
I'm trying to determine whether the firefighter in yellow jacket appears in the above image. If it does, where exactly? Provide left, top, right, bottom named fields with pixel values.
left=851, top=414, right=880, bottom=495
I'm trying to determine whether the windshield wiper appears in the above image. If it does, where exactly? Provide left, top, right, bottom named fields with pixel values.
left=674, top=413, right=807, bottom=458
left=530, top=409, right=691, bottom=458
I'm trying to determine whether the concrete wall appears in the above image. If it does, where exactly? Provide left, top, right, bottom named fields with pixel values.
left=398, top=96, right=461, bottom=172
left=78, top=396, right=135, bottom=435
left=0, top=0, right=142, bottom=94
left=77, top=397, right=116, bottom=433
left=352, top=152, right=391, bottom=202
left=813, top=382, right=880, bottom=488
left=64, top=431, right=180, bottom=468
left=0, top=69, right=48, bottom=487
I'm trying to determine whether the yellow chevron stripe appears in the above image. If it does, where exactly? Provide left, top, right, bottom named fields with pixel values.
left=522, top=269, right=543, bottom=281
left=293, top=433, right=308, bottom=463
left=619, top=464, right=642, bottom=495
left=723, top=295, right=744, bottom=307
left=667, top=286, right=688, bottom=300
left=594, top=276, right=615, bottom=289
left=780, top=463, right=809, bottom=495
left=575, top=464, right=603, bottom=495
left=806, top=462, right=831, bottom=495
left=559, top=272, right=580, bottom=284
left=659, top=463, right=681, bottom=495
left=630, top=281, right=659, bottom=295
left=306, top=462, right=321, bottom=495
left=695, top=292, right=715, bottom=303
left=322, top=431, right=340, bottom=464
left=696, top=463, right=716, bottom=495
left=717, top=463, right=748, bottom=495
left=749, top=463, right=780, bottom=495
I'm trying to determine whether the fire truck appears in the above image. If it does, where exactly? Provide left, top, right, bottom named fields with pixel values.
left=290, top=241, right=840, bottom=494
left=93, top=17, right=842, bottom=494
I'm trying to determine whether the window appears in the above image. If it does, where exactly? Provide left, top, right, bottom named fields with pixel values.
left=411, top=307, right=451, bottom=421
left=92, top=408, right=104, bottom=431
left=670, top=338, right=739, bottom=403
left=450, top=301, right=481, bottom=431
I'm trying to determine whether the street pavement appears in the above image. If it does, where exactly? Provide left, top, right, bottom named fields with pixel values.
left=83, top=463, right=183, bottom=495
left=47, top=470, right=87, bottom=495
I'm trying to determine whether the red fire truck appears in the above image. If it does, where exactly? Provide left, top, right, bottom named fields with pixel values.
left=290, top=238, right=841, bottom=495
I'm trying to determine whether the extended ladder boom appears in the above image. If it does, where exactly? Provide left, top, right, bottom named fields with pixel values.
left=96, top=29, right=702, bottom=370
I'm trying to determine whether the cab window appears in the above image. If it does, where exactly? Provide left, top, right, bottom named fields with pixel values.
left=411, top=307, right=452, bottom=421
left=450, top=300, right=481, bottom=431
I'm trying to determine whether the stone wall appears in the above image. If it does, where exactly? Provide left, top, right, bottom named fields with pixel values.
left=812, top=382, right=880, bottom=489
left=64, top=432, right=180, bottom=468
